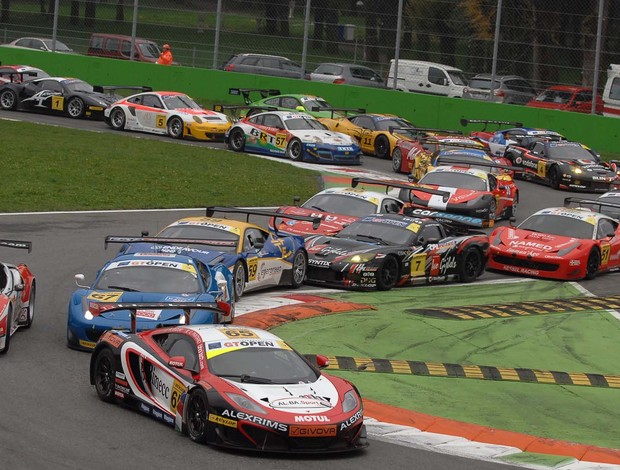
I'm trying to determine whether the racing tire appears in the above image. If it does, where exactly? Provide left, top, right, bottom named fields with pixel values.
left=66, top=97, right=85, bottom=119
left=167, top=116, right=184, bottom=139
left=228, top=127, right=246, bottom=152
left=232, top=261, right=246, bottom=301
left=0, top=307, right=12, bottom=354
left=291, top=250, right=308, bottom=288
left=376, top=256, right=399, bottom=291
left=109, top=107, right=126, bottom=130
left=459, top=247, right=483, bottom=283
left=286, top=138, right=303, bottom=161
left=0, top=89, right=18, bottom=110
left=374, top=135, right=390, bottom=159
left=20, top=283, right=35, bottom=329
left=548, top=166, right=561, bottom=190
left=186, top=388, right=210, bottom=444
left=391, top=147, right=403, bottom=173
left=93, top=348, right=116, bottom=403
left=505, top=193, right=518, bottom=220
left=584, top=249, right=600, bottom=280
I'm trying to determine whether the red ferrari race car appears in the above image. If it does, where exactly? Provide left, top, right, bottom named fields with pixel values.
left=487, top=198, right=620, bottom=280
left=400, top=159, right=519, bottom=228
left=0, top=239, right=36, bottom=354
left=90, top=303, right=368, bottom=453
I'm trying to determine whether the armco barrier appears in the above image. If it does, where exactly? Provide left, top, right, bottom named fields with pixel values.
left=1, top=46, right=619, bottom=153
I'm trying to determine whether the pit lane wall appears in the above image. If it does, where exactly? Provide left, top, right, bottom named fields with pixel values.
left=2, top=46, right=618, bottom=154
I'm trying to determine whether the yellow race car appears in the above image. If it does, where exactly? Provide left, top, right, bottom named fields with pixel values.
left=318, top=113, right=420, bottom=159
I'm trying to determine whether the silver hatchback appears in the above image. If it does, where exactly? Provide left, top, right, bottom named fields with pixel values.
left=463, top=74, right=536, bottom=105
left=310, top=63, right=385, bottom=88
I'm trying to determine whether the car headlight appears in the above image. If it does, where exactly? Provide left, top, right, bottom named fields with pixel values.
left=342, top=390, right=359, bottom=413
left=193, top=116, right=202, bottom=123
left=343, top=253, right=376, bottom=263
left=226, top=393, right=267, bottom=414
left=572, top=167, right=583, bottom=174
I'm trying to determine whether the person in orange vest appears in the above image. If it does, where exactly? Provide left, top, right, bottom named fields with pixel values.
left=157, top=44, right=173, bottom=65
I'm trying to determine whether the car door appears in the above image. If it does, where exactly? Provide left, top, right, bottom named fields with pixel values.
left=21, top=79, right=64, bottom=112
left=348, top=115, right=376, bottom=153
left=595, top=218, right=620, bottom=270
left=134, top=94, right=168, bottom=132
left=246, top=113, right=287, bottom=155
left=242, top=227, right=285, bottom=290
left=426, top=66, right=450, bottom=96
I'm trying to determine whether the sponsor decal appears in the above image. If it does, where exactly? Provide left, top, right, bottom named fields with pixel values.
left=219, top=328, right=259, bottom=339
left=136, top=309, right=162, bottom=320
left=340, top=411, right=363, bottom=430
left=163, top=414, right=174, bottom=425
left=289, top=425, right=337, bottom=437
left=439, top=256, right=457, bottom=275
left=222, top=409, right=287, bottom=432
left=270, top=396, right=332, bottom=410
left=114, top=390, right=125, bottom=399
left=150, top=369, right=170, bottom=399
left=79, top=339, right=97, bottom=349
left=87, top=291, right=123, bottom=302
left=569, top=259, right=581, bottom=266
left=294, top=415, right=330, bottom=422
left=222, top=340, right=275, bottom=348
left=115, top=371, right=126, bottom=380
left=509, top=240, right=553, bottom=251
left=140, top=403, right=151, bottom=414
left=151, top=408, right=163, bottom=420
left=308, top=259, right=330, bottom=267
left=104, top=332, right=124, bottom=349
left=256, top=265, right=283, bottom=281
left=115, top=384, right=131, bottom=394
left=208, top=414, right=238, bottom=428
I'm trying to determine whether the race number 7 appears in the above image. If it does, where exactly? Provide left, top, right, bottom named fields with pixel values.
left=410, top=253, right=426, bottom=276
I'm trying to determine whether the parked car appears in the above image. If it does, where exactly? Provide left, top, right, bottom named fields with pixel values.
left=87, top=33, right=163, bottom=63
left=221, top=53, right=307, bottom=79
left=527, top=85, right=604, bottom=114
left=386, top=59, right=467, bottom=97
left=463, top=74, right=536, bottom=105
left=310, top=62, right=385, bottom=88
left=603, top=63, right=620, bottom=118
left=4, top=37, right=73, bottom=53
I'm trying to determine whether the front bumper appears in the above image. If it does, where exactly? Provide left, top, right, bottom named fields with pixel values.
left=487, top=249, right=584, bottom=280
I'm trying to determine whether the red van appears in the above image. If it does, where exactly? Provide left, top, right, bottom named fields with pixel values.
left=526, top=85, right=604, bottom=114
left=87, top=33, right=162, bottom=63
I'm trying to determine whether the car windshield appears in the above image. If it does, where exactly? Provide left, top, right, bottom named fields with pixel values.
left=448, top=71, right=467, bottom=86
left=42, top=39, right=73, bottom=52
left=163, top=94, right=201, bottom=110
left=302, top=98, right=331, bottom=111
left=285, top=117, right=326, bottom=130
left=519, top=214, right=594, bottom=239
left=208, top=347, right=319, bottom=384
left=545, top=144, right=596, bottom=161
left=375, top=118, right=413, bottom=131
left=157, top=225, right=240, bottom=253
left=419, top=171, right=487, bottom=191
left=65, top=80, right=93, bottom=92
left=338, top=220, right=417, bottom=245
left=94, top=265, right=201, bottom=294
left=536, top=90, right=572, bottom=103
left=138, top=42, right=160, bottom=58
left=302, top=193, right=378, bottom=216
left=469, top=78, right=496, bottom=90
left=598, top=196, right=620, bottom=217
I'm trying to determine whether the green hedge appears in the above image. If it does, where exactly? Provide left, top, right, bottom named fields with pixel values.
left=2, top=46, right=619, bottom=153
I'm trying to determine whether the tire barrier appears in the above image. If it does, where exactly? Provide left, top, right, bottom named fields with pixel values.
left=304, top=355, right=620, bottom=388
left=406, top=295, right=620, bottom=320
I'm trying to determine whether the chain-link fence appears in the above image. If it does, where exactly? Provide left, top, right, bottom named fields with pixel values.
left=1, top=1, right=619, bottom=97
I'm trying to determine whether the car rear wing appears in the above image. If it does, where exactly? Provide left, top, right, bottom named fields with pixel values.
left=87, top=301, right=229, bottom=334
left=228, top=87, right=281, bottom=105
left=92, top=85, right=153, bottom=94
left=424, top=141, right=486, bottom=151
left=0, top=70, right=38, bottom=83
left=563, top=197, right=620, bottom=214
left=460, top=119, right=523, bottom=131
left=0, top=239, right=32, bottom=252
left=434, top=156, right=522, bottom=173
left=404, top=207, right=485, bottom=229
left=350, top=177, right=451, bottom=202
left=206, top=206, right=321, bottom=233
left=104, top=235, right=237, bottom=250
left=310, top=106, right=365, bottom=118
left=390, top=126, right=463, bottom=136
left=212, top=104, right=278, bottom=120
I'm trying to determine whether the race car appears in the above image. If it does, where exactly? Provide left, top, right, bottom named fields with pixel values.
left=104, top=91, right=232, bottom=141
left=119, top=207, right=320, bottom=301
left=0, top=77, right=146, bottom=119
left=318, top=112, right=419, bottom=159
left=487, top=203, right=620, bottom=280
left=0, top=239, right=35, bottom=354
left=228, top=87, right=341, bottom=118
left=226, top=110, right=362, bottom=165
left=90, top=309, right=367, bottom=452
left=400, top=162, right=519, bottom=227
left=504, top=139, right=619, bottom=192
left=66, top=251, right=235, bottom=351
left=390, top=130, right=486, bottom=175
left=271, top=184, right=405, bottom=237
left=304, top=213, right=489, bottom=291
left=0, top=65, right=49, bottom=84
left=596, top=192, right=620, bottom=219
left=472, top=123, right=565, bottom=157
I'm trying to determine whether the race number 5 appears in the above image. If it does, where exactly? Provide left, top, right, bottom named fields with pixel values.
left=156, top=114, right=166, bottom=128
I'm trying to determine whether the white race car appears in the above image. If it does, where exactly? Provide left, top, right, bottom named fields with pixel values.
left=104, top=91, right=232, bottom=141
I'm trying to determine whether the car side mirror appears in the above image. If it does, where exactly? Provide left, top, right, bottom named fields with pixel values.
left=315, top=354, right=330, bottom=369
left=74, top=273, right=89, bottom=288
left=168, top=356, right=186, bottom=369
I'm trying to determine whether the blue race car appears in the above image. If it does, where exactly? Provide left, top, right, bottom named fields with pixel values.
left=109, top=207, right=320, bottom=301
left=67, top=251, right=234, bottom=351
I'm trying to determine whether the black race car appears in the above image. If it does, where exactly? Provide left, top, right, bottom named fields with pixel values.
left=0, top=77, right=148, bottom=120
left=504, top=139, right=620, bottom=192
left=304, top=213, right=489, bottom=291
left=90, top=302, right=367, bottom=453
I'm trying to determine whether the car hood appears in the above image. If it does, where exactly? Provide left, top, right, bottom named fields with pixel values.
left=288, top=129, right=358, bottom=146
left=227, top=375, right=340, bottom=415
left=306, top=236, right=391, bottom=262
left=277, top=206, right=358, bottom=236
left=496, top=228, right=582, bottom=255
left=175, top=108, right=228, bottom=120
left=412, top=186, right=484, bottom=206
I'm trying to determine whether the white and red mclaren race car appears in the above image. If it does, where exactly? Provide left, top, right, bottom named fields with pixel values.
left=104, top=91, right=232, bottom=141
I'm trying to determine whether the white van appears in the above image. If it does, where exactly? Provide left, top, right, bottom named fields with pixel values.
left=603, top=64, right=620, bottom=118
left=387, top=59, right=467, bottom=97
